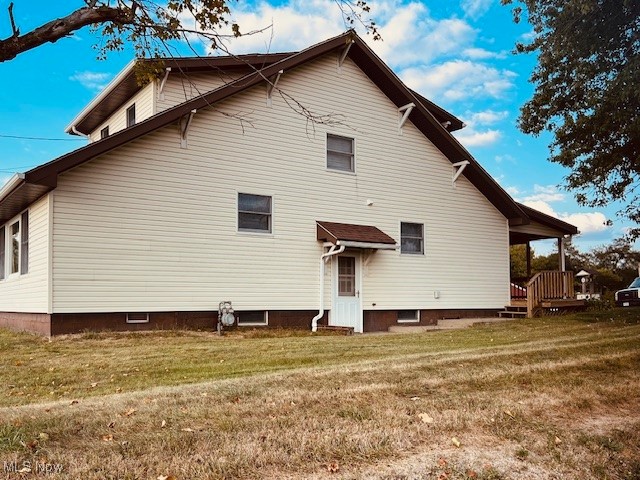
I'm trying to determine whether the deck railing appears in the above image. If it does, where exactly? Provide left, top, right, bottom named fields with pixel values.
left=525, top=271, right=575, bottom=317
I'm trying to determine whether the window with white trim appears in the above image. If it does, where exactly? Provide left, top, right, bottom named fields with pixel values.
left=126, top=104, right=136, bottom=127
left=237, top=311, right=268, bottom=326
left=327, top=134, right=355, bottom=172
left=1, top=211, right=29, bottom=279
left=0, top=226, right=5, bottom=280
left=400, top=222, right=424, bottom=254
left=10, top=221, right=19, bottom=274
left=126, top=313, right=150, bottom=324
left=238, top=193, right=272, bottom=233
left=397, top=310, right=420, bottom=323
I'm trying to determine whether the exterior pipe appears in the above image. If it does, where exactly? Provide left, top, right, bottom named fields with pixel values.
left=311, top=244, right=345, bottom=332
left=71, top=125, right=90, bottom=140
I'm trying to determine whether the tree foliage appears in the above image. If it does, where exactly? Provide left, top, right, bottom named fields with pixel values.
left=0, top=1, right=379, bottom=63
left=503, top=0, right=640, bottom=237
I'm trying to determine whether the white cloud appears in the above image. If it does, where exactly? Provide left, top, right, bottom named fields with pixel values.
left=206, top=0, right=477, bottom=69
left=462, top=47, right=507, bottom=59
left=523, top=184, right=565, bottom=203
left=505, top=186, right=520, bottom=196
left=401, top=61, right=516, bottom=101
left=460, top=0, right=493, bottom=19
left=453, top=128, right=501, bottom=147
left=69, top=71, right=111, bottom=91
left=522, top=200, right=610, bottom=235
left=465, top=109, right=509, bottom=125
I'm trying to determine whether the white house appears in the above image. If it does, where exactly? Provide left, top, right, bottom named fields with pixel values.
left=0, top=31, right=578, bottom=335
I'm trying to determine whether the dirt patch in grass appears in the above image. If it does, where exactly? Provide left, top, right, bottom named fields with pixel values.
left=1, top=313, right=639, bottom=479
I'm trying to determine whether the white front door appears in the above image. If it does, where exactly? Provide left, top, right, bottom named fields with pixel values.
left=332, top=254, right=362, bottom=333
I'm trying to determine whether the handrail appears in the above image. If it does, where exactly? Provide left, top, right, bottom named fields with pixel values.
left=525, top=271, right=574, bottom=317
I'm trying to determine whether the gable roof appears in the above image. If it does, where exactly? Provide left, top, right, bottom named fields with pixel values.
left=3, top=31, right=529, bottom=227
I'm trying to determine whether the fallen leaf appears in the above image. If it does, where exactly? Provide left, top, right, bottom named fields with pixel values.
left=418, top=413, right=434, bottom=424
left=410, top=396, right=420, bottom=401
left=451, top=437, right=461, bottom=448
left=102, top=434, right=113, bottom=442
left=181, top=428, right=194, bottom=433
left=157, top=475, right=177, bottom=480
left=438, top=457, right=448, bottom=467
left=504, top=410, right=515, bottom=418
left=70, top=399, right=79, bottom=405
left=38, top=432, right=49, bottom=441
left=15, top=360, right=23, bottom=366
left=90, top=382, right=98, bottom=388
left=466, top=469, right=478, bottom=479
left=327, top=461, right=340, bottom=473
left=554, top=436, right=562, bottom=445
left=123, top=408, right=137, bottom=417
left=161, top=420, right=166, bottom=428
left=27, top=440, right=39, bottom=451
left=115, top=387, right=122, bottom=393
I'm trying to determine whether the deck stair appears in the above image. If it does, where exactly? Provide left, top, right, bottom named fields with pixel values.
left=498, top=305, right=527, bottom=319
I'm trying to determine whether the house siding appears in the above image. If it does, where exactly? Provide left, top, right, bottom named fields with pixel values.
left=156, top=71, right=245, bottom=113
left=89, top=83, right=155, bottom=142
left=51, top=54, right=509, bottom=316
left=0, top=194, right=50, bottom=313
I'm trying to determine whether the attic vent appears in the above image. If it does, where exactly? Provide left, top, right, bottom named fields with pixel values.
left=126, top=313, right=150, bottom=324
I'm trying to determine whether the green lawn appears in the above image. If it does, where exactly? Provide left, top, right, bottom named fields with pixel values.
left=1, top=309, right=639, bottom=479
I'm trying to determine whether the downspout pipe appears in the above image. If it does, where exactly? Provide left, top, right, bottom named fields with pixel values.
left=311, top=244, right=345, bottom=332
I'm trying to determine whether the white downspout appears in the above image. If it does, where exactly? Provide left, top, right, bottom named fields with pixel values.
left=311, top=244, right=345, bottom=332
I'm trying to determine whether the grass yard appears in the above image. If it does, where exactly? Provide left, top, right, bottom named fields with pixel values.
left=1, top=310, right=639, bottom=479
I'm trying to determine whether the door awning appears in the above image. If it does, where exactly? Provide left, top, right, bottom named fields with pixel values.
left=316, top=221, right=398, bottom=250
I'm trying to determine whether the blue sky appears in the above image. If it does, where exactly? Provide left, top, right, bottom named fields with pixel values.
left=0, top=0, right=628, bottom=254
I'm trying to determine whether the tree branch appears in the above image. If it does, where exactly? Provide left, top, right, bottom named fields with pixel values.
left=8, top=2, right=19, bottom=37
left=0, top=5, right=135, bottom=62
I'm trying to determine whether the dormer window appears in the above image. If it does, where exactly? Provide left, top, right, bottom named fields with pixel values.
left=126, top=104, right=136, bottom=127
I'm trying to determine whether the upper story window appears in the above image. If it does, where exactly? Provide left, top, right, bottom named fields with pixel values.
left=327, top=134, right=355, bottom=172
left=400, top=222, right=424, bottom=255
left=238, top=193, right=272, bottom=233
left=126, top=104, right=136, bottom=127
left=100, top=126, right=110, bottom=139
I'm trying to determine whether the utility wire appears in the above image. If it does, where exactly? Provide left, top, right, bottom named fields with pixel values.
left=0, top=134, right=84, bottom=141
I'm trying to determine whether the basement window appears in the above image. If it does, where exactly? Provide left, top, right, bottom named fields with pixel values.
left=126, top=313, right=150, bottom=324
left=237, top=311, right=268, bottom=326
left=397, top=310, right=420, bottom=323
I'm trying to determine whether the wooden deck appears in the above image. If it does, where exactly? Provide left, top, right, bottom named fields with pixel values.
left=508, top=271, right=587, bottom=317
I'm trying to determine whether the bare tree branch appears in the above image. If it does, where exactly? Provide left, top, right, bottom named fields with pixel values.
left=8, top=3, right=19, bottom=37
left=0, top=5, right=135, bottom=62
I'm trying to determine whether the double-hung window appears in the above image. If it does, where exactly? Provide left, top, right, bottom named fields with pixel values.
left=126, top=104, right=136, bottom=127
left=327, top=134, right=355, bottom=172
left=1, top=211, right=28, bottom=279
left=238, top=193, right=272, bottom=233
left=400, top=222, right=424, bottom=254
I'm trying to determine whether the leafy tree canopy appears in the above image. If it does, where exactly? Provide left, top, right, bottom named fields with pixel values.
left=503, top=0, right=640, bottom=237
left=0, top=1, right=379, bottom=64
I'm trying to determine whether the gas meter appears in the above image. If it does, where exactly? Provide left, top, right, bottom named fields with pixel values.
left=217, top=301, right=235, bottom=335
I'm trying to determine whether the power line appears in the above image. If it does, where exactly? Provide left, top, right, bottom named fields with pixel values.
left=0, top=134, right=84, bottom=141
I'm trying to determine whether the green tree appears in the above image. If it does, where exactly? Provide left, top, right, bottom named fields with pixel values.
left=0, top=1, right=379, bottom=63
left=510, top=244, right=530, bottom=279
left=503, top=0, right=640, bottom=237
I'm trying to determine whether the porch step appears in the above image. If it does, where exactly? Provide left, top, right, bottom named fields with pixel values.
left=498, top=305, right=527, bottom=318
left=316, top=325, right=354, bottom=335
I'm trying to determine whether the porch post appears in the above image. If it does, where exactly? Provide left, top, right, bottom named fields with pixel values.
left=558, top=237, right=566, bottom=272
left=526, top=241, right=532, bottom=278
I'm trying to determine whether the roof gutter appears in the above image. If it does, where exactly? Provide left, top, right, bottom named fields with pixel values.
left=0, top=173, right=25, bottom=203
left=64, top=60, right=137, bottom=135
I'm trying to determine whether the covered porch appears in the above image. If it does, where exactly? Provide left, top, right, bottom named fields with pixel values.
left=506, top=204, right=584, bottom=318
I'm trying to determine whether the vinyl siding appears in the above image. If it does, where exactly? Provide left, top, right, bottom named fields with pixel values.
left=156, top=71, right=244, bottom=113
left=52, top=54, right=509, bottom=313
left=0, top=195, right=50, bottom=313
left=89, top=83, right=155, bottom=142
